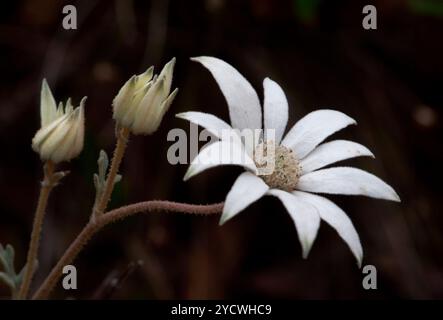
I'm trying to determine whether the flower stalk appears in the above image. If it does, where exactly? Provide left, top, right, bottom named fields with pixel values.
left=32, top=200, right=223, bottom=299
left=17, top=161, right=56, bottom=299
left=93, top=127, right=130, bottom=219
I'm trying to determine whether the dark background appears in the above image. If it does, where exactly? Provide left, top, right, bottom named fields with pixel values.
left=0, top=0, right=442, bottom=299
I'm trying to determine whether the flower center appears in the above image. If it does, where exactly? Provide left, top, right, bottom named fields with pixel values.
left=254, top=141, right=302, bottom=191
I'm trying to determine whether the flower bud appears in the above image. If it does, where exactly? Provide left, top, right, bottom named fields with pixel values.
left=112, top=58, right=178, bottom=135
left=32, top=79, right=86, bottom=163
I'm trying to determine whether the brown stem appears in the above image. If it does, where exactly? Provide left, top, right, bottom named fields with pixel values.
left=32, top=200, right=223, bottom=300
left=17, top=161, right=55, bottom=299
left=94, top=127, right=130, bottom=218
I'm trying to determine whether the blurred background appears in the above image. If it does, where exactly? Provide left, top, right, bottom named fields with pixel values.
left=0, top=0, right=442, bottom=299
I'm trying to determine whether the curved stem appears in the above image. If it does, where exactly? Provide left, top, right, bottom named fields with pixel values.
left=94, top=127, right=130, bottom=218
left=17, top=161, right=55, bottom=299
left=32, top=200, right=223, bottom=300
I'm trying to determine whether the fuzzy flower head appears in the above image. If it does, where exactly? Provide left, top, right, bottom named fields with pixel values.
left=32, top=79, right=86, bottom=164
left=177, top=56, right=401, bottom=267
left=113, top=58, right=178, bottom=135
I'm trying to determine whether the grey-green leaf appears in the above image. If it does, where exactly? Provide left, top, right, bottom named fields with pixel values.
left=0, top=272, right=14, bottom=290
left=98, top=150, right=109, bottom=180
left=0, top=243, right=25, bottom=298
left=5, top=244, right=14, bottom=265
left=93, top=173, right=100, bottom=191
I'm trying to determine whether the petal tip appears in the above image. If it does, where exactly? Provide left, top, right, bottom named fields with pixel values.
left=175, top=112, right=186, bottom=119
left=219, top=212, right=232, bottom=226
left=387, top=187, right=401, bottom=202
left=301, top=247, right=311, bottom=259
left=183, top=168, right=194, bottom=181
left=301, top=240, right=313, bottom=259
left=330, top=110, right=357, bottom=125
left=190, top=56, right=205, bottom=63
left=80, top=96, right=88, bottom=106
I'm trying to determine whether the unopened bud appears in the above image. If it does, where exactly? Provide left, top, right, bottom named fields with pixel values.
left=32, top=79, right=86, bottom=163
left=112, top=58, right=178, bottom=135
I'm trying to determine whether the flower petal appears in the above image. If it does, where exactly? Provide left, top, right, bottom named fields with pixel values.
left=135, top=67, right=154, bottom=91
left=113, top=76, right=137, bottom=126
left=267, top=189, right=320, bottom=258
left=40, top=79, right=57, bottom=127
left=66, top=98, right=86, bottom=160
left=281, top=109, right=356, bottom=159
left=263, top=78, right=288, bottom=144
left=184, top=140, right=257, bottom=181
left=37, top=112, right=75, bottom=162
left=157, top=57, right=176, bottom=95
left=191, top=56, right=262, bottom=131
left=176, top=111, right=233, bottom=139
left=297, top=167, right=401, bottom=202
left=176, top=111, right=259, bottom=157
left=32, top=112, right=70, bottom=152
left=51, top=104, right=84, bottom=162
left=220, top=172, right=269, bottom=225
left=294, top=191, right=363, bottom=267
left=300, top=140, right=374, bottom=174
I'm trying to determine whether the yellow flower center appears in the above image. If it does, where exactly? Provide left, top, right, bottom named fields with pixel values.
left=254, top=141, right=302, bottom=191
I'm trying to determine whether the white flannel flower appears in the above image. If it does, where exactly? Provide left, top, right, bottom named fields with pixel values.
left=177, top=56, right=400, bottom=267
left=32, top=79, right=86, bottom=164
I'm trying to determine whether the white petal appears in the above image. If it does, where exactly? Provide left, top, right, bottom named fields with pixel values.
left=297, top=167, right=400, bottom=202
left=38, top=112, right=75, bottom=162
left=294, top=191, right=363, bottom=267
left=50, top=106, right=83, bottom=162
left=191, top=56, right=262, bottom=131
left=267, top=189, right=320, bottom=258
left=184, top=140, right=257, bottom=181
left=40, top=79, right=57, bottom=127
left=281, top=109, right=356, bottom=159
left=67, top=98, right=86, bottom=160
left=263, top=78, right=288, bottom=144
left=220, top=172, right=269, bottom=225
left=135, top=67, right=154, bottom=91
left=113, top=76, right=137, bottom=124
left=300, top=140, right=374, bottom=174
left=176, top=111, right=233, bottom=139
left=176, top=111, right=259, bottom=157
left=32, top=112, right=69, bottom=154
left=157, top=57, right=176, bottom=95
left=65, top=98, right=74, bottom=114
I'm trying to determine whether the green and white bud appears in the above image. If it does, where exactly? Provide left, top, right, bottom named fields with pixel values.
left=112, top=58, right=178, bottom=135
left=32, top=79, right=86, bottom=163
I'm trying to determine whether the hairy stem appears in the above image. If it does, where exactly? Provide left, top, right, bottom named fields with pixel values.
left=17, top=161, right=55, bottom=299
left=32, top=200, right=223, bottom=299
left=94, top=127, right=130, bottom=218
